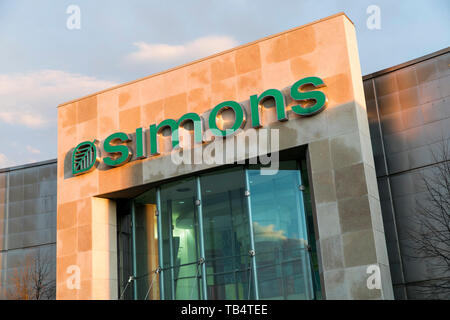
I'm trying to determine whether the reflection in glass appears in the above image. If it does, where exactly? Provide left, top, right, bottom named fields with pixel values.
left=134, top=189, right=159, bottom=300
left=124, top=160, right=320, bottom=300
left=160, top=178, right=202, bottom=300
left=248, top=161, right=314, bottom=299
left=201, top=167, right=253, bottom=299
left=117, top=201, right=133, bottom=300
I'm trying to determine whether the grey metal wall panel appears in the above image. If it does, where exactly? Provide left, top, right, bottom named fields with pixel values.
left=0, top=161, right=57, bottom=299
left=376, top=177, right=405, bottom=287
left=364, top=49, right=450, bottom=299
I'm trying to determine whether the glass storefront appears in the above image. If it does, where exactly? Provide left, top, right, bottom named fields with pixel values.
left=117, top=160, right=321, bottom=300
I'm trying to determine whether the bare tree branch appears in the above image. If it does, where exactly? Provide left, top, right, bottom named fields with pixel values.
left=407, top=138, right=450, bottom=299
left=6, top=249, right=56, bottom=300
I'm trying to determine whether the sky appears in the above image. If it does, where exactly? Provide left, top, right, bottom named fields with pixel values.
left=0, top=0, right=449, bottom=168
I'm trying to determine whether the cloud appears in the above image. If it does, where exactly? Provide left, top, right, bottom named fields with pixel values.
left=0, top=70, right=117, bottom=128
left=252, top=222, right=308, bottom=246
left=0, top=111, right=46, bottom=128
left=0, top=153, right=14, bottom=168
left=26, top=145, right=41, bottom=154
left=127, top=35, right=239, bottom=64
left=253, top=222, right=287, bottom=241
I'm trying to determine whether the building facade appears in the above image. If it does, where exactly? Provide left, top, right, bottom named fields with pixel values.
left=0, top=13, right=448, bottom=300
left=55, top=13, right=392, bottom=300
left=0, top=160, right=57, bottom=299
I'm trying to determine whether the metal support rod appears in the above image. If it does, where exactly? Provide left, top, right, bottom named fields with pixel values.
left=156, top=188, right=165, bottom=300
left=244, top=169, right=259, bottom=300
left=131, top=201, right=138, bottom=300
left=195, top=176, right=208, bottom=300
left=144, top=268, right=160, bottom=300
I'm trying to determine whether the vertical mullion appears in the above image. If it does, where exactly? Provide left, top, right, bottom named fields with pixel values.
left=156, top=187, right=164, bottom=300
left=244, top=169, right=259, bottom=300
left=167, top=201, right=176, bottom=299
left=131, top=201, right=138, bottom=300
left=195, top=176, right=208, bottom=300
left=294, top=162, right=314, bottom=300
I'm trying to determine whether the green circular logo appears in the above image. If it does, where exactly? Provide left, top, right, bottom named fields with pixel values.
left=72, top=140, right=98, bottom=176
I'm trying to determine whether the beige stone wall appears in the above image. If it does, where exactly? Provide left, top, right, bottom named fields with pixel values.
left=56, top=13, right=393, bottom=299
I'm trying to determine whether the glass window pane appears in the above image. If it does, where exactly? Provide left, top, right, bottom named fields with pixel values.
left=200, top=167, right=253, bottom=300
left=248, top=161, right=315, bottom=300
left=134, top=189, right=159, bottom=300
left=117, top=201, right=133, bottom=300
left=160, top=178, right=202, bottom=300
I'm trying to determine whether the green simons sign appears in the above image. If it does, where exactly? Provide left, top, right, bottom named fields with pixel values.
left=71, top=76, right=327, bottom=176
